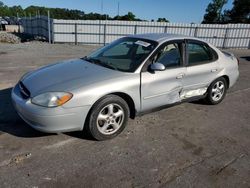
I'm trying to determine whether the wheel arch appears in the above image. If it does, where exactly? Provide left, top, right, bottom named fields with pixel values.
left=109, top=92, right=136, bottom=119
left=210, top=75, right=229, bottom=89
left=221, top=75, right=230, bottom=89
left=85, top=92, right=136, bottom=125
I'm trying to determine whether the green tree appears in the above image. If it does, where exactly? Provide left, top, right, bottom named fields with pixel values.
left=0, top=2, right=147, bottom=21
left=123, top=12, right=136, bottom=21
left=226, top=0, right=250, bottom=23
left=113, top=12, right=141, bottom=21
left=11, top=5, right=24, bottom=17
left=157, top=18, right=169, bottom=22
left=202, top=0, right=228, bottom=23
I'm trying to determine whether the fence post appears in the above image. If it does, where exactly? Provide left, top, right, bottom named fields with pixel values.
left=51, top=19, right=54, bottom=43
left=47, top=10, right=51, bottom=44
left=99, top=20, right=101, bottom=45
left=164, top=26, right=168, bottom=33
left=25, top=16, right=27, bottom=34
left=103, top=23, right=107, bottom=45
left=30, top=14, right=32, bottom=35
left=74, top=23, right=78, bottom=45
left=222, top=27, right=229, bottom=49
left=134, top=25, right=137, bottom=34
left=18, top=23, right=21, bottom=33
left=194, top=27, right=198, bottom=37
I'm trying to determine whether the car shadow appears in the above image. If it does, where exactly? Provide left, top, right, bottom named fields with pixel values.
left=188, top=97, right=209, bottom=105
left=65, top=131, right=94, bottom=140
left=241, top=56, right=250, bottom=61
left=0, top=87, right=53, bottom=138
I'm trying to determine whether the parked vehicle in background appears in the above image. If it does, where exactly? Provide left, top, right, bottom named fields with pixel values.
left=12, top=33, right=239, bottom=140
left=3, top=16, right=21, bottom=25
left=0, top=17, right=8, bottom=31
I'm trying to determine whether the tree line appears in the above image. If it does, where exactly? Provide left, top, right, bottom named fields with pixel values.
left=0, top=2, right=169, bottom=22
left=202, top=0, right=250, bottom=23
left=1, top=0, right=249, bottom=23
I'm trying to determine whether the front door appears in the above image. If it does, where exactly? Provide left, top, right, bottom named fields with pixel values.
left=141, top=41, right=186, bottom=111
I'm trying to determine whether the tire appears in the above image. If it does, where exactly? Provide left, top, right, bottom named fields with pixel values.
left=205, top=77, right=227, bottom=105
left=86, top=95, right=129, bottom=141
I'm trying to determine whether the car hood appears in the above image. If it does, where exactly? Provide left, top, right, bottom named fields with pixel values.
left=21, top=59, right=123, bottom=96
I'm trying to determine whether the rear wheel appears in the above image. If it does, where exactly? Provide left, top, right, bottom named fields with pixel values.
left=86, top=95, right=129, bottom=141
left=205, top=77, right=227, bottom=105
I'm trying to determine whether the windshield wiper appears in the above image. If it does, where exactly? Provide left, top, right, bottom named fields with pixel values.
left=82, top=56, right=100, bottom=64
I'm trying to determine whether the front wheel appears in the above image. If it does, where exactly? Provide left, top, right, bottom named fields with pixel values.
left=205, top=77, right=227, bottom=105
left=86, top=95, right=129, bottom=141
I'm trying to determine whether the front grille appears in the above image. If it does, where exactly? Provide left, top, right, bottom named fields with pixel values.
left=19, top=82, right=30, bottom=99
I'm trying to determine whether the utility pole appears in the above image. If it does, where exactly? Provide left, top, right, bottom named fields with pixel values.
left=48, top=10, right=51, bottom=44
left=117, top=2, right=120, bottom=16
left=101, top=0, right=103, bottom=15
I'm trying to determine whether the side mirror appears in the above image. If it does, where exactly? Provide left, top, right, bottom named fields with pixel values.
left=150, top=62, right=166, bottom=71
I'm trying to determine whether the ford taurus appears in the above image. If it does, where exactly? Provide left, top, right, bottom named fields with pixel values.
left=12, top=33, right=239, bottom=140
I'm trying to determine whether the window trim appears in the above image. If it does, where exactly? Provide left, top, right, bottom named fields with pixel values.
left=185, top=39, right=218, bottom=67
left=141, top=39, right=185, bottom=72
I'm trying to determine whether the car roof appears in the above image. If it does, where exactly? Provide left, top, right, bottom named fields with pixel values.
left=128, top=33, right=203, bottom=44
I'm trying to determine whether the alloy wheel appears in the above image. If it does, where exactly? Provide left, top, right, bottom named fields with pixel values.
left=211, top=81, right=225, bottom=102
left=96, top=103, right=125, bottom=135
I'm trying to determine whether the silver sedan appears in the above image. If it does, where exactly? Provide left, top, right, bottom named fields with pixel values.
left=12, top=33, right=239, bottom=140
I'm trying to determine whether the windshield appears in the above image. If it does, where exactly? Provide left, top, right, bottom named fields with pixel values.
left=85, top=37, right=157, bottom=72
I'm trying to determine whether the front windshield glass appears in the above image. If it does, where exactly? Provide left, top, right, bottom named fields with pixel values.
left=85, top=37, right=157, bottom=72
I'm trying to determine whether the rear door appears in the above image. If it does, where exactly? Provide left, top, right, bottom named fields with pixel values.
left=180, top=40, right=220, bottom=99
left=141, top=40, right=186, bottom=111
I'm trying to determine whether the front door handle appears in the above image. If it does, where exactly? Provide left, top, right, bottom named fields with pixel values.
left=211, top=69, right=218, bottom=73
left=176, top=73, right=185, bottom=79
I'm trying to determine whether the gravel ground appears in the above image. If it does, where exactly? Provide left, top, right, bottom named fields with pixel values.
left=0, top=32, right=21, bottom=43
left=0, top=43, right=249, bottom=187
left=0, top=42, right=96, bottom=89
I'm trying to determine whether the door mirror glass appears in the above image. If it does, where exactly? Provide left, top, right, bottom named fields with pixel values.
left=150, top=62, right=166, bottom=71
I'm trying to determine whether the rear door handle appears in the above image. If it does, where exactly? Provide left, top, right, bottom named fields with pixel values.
left=211, top=69, right=218, bottom=72
left=176, top=73, right=185, bottom=79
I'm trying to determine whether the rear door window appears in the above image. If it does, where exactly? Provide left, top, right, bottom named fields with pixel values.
left=187, top=42, right=214, bottom=65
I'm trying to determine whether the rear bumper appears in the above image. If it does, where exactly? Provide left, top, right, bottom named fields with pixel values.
left=11, top=84, right=91, bottom=133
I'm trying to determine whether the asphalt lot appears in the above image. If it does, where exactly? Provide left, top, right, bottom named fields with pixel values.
left=0, top=43, right=250, bottom=187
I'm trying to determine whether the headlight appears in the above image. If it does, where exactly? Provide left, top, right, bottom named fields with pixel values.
left=31, top=92, right=73, bottom=107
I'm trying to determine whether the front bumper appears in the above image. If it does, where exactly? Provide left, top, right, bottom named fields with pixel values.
left=11, top=84, right=91, bottom=133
